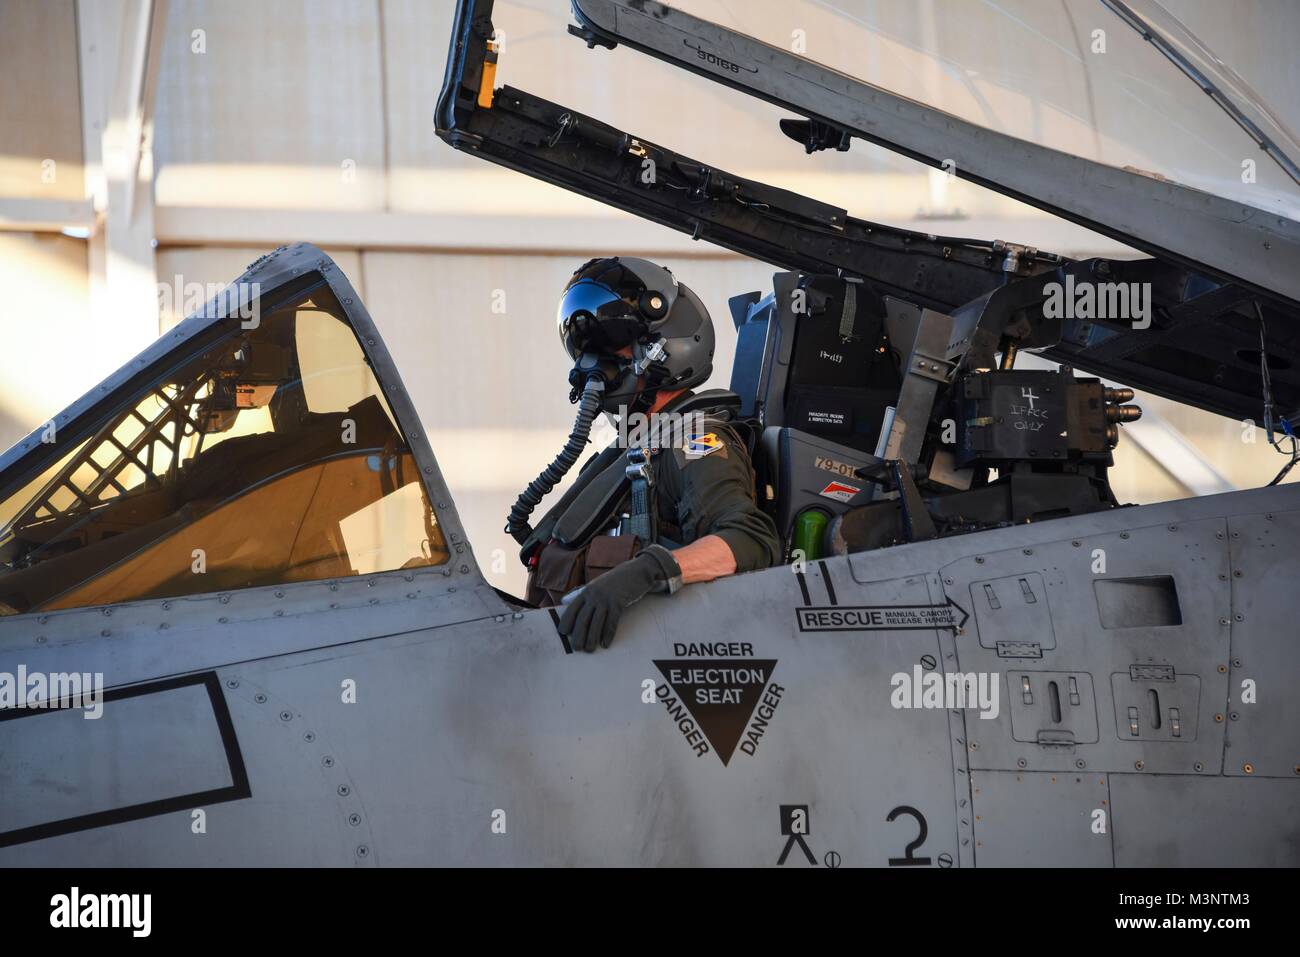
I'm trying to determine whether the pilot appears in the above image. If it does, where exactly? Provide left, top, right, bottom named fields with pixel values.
left=509, top=257, right=780, bottom=652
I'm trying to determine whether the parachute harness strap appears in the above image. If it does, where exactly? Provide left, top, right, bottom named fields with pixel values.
left=624, top=445, right=659, bottom=545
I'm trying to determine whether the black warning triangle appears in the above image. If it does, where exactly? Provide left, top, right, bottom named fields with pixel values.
left=654, top=659, right=777, bottom=766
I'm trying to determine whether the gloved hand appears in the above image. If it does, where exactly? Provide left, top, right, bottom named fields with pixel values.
left=558, top=544, right=683, bottom=652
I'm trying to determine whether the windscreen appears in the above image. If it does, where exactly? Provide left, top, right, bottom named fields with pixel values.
left=0, top=285, right=449, bottom=614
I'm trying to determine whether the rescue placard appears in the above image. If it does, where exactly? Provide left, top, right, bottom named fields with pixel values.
left=796, top=597, right=969, bottom=633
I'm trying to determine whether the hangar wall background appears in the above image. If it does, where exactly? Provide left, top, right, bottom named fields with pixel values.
left=2, top=0, right=1298, bottom=594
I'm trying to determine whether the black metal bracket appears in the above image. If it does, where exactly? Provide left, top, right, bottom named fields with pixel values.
left=779, top=118, right=853, bottom=154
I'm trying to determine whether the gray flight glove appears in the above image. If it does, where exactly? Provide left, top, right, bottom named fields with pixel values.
left=558, top=544, right=683, bottom=652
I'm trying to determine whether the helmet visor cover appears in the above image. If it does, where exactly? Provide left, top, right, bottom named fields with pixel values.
left=556, top=280, right=647, bottom=359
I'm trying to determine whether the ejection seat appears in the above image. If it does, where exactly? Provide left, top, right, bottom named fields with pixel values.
left=728, top=272, right=911, bottom=559
left=730, top=271, right=1123, bottom=560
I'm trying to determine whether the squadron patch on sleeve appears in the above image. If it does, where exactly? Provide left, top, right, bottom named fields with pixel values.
left=682, top=432, right=726, bottom=460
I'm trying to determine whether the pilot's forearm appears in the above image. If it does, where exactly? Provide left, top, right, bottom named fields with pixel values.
left=672, top=534, right=738, bottom=585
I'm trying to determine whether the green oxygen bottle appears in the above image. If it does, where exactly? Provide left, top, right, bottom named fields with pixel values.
left=792, top=508, right=829, bottom=562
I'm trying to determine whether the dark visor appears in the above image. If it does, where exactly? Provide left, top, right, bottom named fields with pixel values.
left=556, top=280, right=645, bottom=358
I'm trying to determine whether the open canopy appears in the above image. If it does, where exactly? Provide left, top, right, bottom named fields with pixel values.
left=570, top=0, right=1300, bottom=302
left=437, top=0, right=1300, bottom=427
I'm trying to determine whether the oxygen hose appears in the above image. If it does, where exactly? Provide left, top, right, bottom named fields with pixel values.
left=506, top=375, right=605, bottom=545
